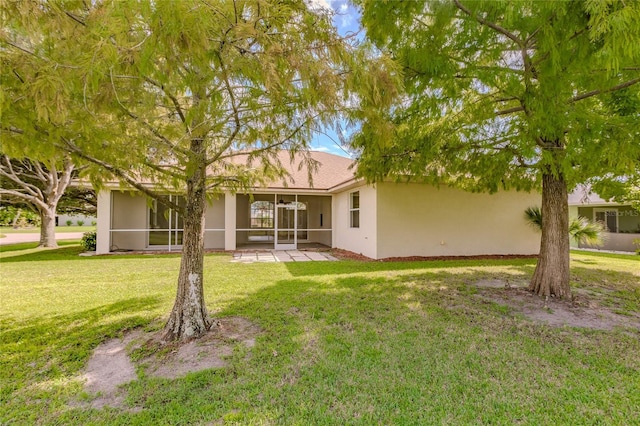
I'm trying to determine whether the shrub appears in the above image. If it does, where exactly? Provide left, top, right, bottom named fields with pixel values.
left=81, top=231, right=97, bottom=251
left=633, top=238, right=640, bottom=255
left=0, top=207, right=40, bottom=227
left=66, top=219, right=73, bottom=226
left=91, top=220, right=97, bottom=226
left=77, top=220, right=85, bottom=226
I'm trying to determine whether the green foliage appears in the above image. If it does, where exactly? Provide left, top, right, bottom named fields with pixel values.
left=353, top=0, right=640, bottom=192
left=524, top=206, right=543, bottom=230
left=0, top=206, right=39, bottom=227
left=81, top=231, right=97, bottom=251
left=569, top=217, right=607, bottom=246
left=633, top=239, right=640, bottom=255
left=76, top=220, right=84, bottom=226
left=0, top=0, right=394, bottom=197
left=65, top=220, right=73, bottom=227
left=525, top=206, right=605, bottom=245
left=593, top=174, right=640, bottom=212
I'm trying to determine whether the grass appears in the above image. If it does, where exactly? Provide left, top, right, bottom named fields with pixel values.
left=1, top=244, right=639, bottom=424
left=0, top=225, right=95, bottom=234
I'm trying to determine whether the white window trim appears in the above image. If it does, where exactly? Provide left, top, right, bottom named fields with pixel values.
left=349, top=191, right=360, bottom=228
left=593, top=208, right=619, bottom=233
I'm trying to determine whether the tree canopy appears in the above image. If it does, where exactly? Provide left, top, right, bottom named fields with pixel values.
left=1, top=0, right=395, bottom=339
left=353, top=0, right=640, bottom=298
left=354, top=0, right=640, bottom=191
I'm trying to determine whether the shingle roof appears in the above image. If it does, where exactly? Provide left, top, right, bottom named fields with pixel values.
left=249, top=151, right=356, bottom=190
left=568, top=185, right=612, bottom=205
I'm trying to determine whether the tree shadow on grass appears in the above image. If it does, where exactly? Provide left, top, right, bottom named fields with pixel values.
left=133, top=266, right=638, bottom=425
left=0, top=296, right=161, bottom=423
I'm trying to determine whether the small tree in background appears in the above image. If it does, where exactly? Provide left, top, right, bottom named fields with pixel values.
left=0, top=155, right=75, bottom=247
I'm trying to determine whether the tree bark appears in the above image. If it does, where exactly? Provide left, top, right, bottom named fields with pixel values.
left=162, top=140, right=213, bottom=341
left=39, top=206, right=58, bottom=248
left=529, top=169, right=571, bottom=299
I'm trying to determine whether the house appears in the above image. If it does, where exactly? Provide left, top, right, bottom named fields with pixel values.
left=569, top=189, right=640, bottom=253
left=95, top=151, right=541, bottom=258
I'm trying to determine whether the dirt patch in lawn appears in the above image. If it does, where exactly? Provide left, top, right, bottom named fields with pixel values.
left=78, top=317, right=260, bottom=410
left=475, top=279, right=640, bottom=331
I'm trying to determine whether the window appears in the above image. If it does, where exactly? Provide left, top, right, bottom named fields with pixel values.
left=349, top=191, right=360, bottom=228
left=594, top=208, right=618, bottom=233
left=250, top=201, right=274, bottom=229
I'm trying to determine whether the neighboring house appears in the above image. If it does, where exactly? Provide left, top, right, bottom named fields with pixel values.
left=569, top=189, right=640, bottom=252
left=95, top=151, right=541, bottom=258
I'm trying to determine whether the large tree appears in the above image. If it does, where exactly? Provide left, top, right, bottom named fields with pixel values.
left=0, top=155, right=74, bottom=247
left=353, top=0, right=640, bottom=299
left=2, top=1, right=393, bottom=340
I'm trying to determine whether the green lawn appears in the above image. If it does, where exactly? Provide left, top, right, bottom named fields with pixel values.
left=0, top=226, right=95, bottom=234
left=1, top=244, right=639, bottom=424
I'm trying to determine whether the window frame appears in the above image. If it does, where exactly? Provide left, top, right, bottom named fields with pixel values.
left=593, top=208, right=619, bottom=233
left=349, top=191, right=360, bottom=228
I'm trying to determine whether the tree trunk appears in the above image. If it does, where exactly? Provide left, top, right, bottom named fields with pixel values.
left=39, top=207, right=58, bottom=248
left=529, top=169, right=571, bottom=299
left=12, top=208, right=22, bottom=229
left=162, top=142, right=213, bottom=341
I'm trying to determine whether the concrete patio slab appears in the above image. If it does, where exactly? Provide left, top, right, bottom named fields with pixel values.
left=230, top=250, right=336, bottom=263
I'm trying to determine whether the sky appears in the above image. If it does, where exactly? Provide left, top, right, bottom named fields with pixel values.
left=306, top=0, right=362, bottom=158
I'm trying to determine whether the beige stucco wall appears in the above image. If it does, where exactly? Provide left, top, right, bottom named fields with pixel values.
left=374, top=183, right=541, bottom=259
left=333, top=184, right=378, bottom=258
left=111, top=191, right=148, bottom=251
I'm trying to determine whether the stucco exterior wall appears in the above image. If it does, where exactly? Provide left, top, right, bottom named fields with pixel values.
left=111, top=191, right=148, bottom=251
left=375, top=183, right=540, bottom=259
left=333, top=184, right=377, bottom=259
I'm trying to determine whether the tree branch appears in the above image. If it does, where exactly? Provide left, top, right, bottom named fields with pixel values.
left=63, top=10, right=86, bottom=26
left=453, top=0, right=524, bottom=47
left=0, top=188, right=49, bottom=211
left=571, top=77, right=640, bottom=103
left=109, top=70, right=190, bottom=158
left=143, top=77, right=188, bottom=125
left=0, top=156, right=44, bottom=200
left=60, top=137, right=183, bottom=212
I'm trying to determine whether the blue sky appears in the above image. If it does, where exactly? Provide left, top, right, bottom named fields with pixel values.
left=307, top=0, right=362, bottom=158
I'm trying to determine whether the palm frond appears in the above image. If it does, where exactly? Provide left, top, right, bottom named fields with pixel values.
left=569, top=217, right=606, bottom=246
left=524, top=206, right=543, bottom=230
